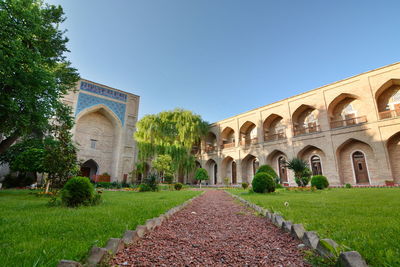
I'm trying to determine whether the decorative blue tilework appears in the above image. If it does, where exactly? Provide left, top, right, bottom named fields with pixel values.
left=80, top=81, right=127, bottom=102
left=75, top=93, right=126, bottom=126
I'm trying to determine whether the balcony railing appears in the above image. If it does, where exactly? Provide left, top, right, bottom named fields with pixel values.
left=330, top=116, right=367, bottom=129
left=240, top=138, right=258, bottom=146
left=204, top=145, right=217, bottom=153
left=264, top=132, right=286, bottom=142
left=378, top=108, right=400, bottom=120
left=293, top=124, right=321, bottom=136
left=221, top=142, right=235, bottom=149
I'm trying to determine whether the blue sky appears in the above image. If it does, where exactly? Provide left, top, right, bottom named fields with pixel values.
left=47, top=0, right=400, bottom=123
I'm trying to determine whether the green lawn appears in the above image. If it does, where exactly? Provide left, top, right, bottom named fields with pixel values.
left=0, top=189, right=200, bottom=267
left=229, top=188, right=400, bottom=267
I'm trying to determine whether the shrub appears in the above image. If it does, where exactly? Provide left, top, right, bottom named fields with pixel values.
left=252, top=172, right=275, bottom=193
left=164, top=174, right=174, bottom=184
left=276, top=183, right=284, bottom=189
left=138, top=183, right=152, bottom=192
left=174, top=183, right=183, bottom=191
left=256, top=165, right=278, bottom=178
left=311, top=175, right=329, bottom=189
left=61, top=176, right=100, bottom=207
left=143, top=173, right=159, bottom=191
left=345, top=183, right=352, bottom=188
left=242, top=182, right=249, bottom=190
left=294, top=168, right=312, bottom=187
left=3, top=173, right=35, bottom=188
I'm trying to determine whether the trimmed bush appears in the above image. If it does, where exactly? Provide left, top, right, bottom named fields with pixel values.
left=252, top=172, right=275, bottom=193
left=61, top=176, right=100, bottom=207
left=164, top=174, right=174, bottom=184
left=138, top=183, right=152, bottom=192
left=256, top=164, right=278, bottom=178
left=174, top=182, right=183, bottom=191
left=345, top=183, right=352, bottom=188
left=311, top=175, right=329, bottom=189
left=242, top=182, right=249, bottom=190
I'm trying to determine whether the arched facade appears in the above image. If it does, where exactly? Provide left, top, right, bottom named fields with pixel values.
left=63, top=79, right=139, bottom=182
left=205, top=159, right=218, bottom=185
left=81, top=159, right=99, bottom=180
left=221, top=156, right=237, bottom=184
left=197, top=63, right=400, bottom=185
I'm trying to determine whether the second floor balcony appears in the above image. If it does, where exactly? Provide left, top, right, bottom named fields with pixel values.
left=221, top=142, right=235, bottom=149
left=204, top=145, right=217, bottom=153
left=293, top=124, right=321, bottom=136
left=240, top=137, right=258, bottom=147
left=264, top=132, right=286, bottom=142
left=378, top=108, right=400, bottom=120
left=330, top=115, right=367, bottom=129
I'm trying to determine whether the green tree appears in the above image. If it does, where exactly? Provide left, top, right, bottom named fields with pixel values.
left=285, top=158, right=311, bottom=187
left=0, top=0, right=79, bottom=154
left=194, top=168, right=208, bottom=188
left=135, top=109, right=209, bottom=181
left=43, top=103, right=79, bottom=189
left=152, top=154, right=174, bottom=182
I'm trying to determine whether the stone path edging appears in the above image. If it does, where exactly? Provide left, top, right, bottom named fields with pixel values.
left=57, top=191, right=205, bottom=267
left=225, top=191, right=368, bottom=267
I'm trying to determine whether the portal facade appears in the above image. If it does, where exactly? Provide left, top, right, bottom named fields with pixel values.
left=196, top=62, right=400, bottom=186
left=63, top=79, right=139, bottom=182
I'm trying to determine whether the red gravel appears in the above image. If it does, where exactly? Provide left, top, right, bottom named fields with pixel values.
left=110, top=190, right=309, bottom=266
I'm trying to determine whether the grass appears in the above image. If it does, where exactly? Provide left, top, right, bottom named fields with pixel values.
left=229, top=187, right=400, bottom=267
left=0, top=189, right=200, bottom=267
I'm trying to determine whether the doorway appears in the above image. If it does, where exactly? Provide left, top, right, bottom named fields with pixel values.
left=352, top=151, right=369, bottom=184
left=278, top=156, right=287, bottom=183
left=232, top=161, right=237, bottom=184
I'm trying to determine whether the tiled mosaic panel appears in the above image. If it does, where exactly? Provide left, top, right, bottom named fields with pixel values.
left=80, top=81, right=127, bottom=102
left=75, top=92, right=126, bottom=125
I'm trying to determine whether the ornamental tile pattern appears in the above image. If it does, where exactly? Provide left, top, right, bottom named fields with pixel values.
left=80, top=81, right=127, bottom=102
left=75, top=92, right=126, bottom=125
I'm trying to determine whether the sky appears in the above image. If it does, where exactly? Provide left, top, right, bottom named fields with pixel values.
left=46, top=0, right=400, bottom=123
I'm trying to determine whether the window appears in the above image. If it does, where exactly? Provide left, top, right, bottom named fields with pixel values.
left=90, top=139, right=97, bottom=149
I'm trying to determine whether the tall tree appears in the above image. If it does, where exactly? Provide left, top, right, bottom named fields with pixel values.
left=0, top=0, right=79, bottom=154
left=135, top=109, right=209, bottom=181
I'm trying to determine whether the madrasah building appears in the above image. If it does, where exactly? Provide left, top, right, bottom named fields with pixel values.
left=63, top=79, right=139, bottom=182
left=195, top=62, right=400, bottom=186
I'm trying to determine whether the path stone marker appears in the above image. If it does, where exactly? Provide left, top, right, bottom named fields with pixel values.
left=338, top=251, right=368, bottom=267
left=291, top=224, right=305, bottom=239
left=105, top=238, right=124, bottom=255
left=302, top=231, right=319, bottom=249
left=86, top=246, right=108, bottom=267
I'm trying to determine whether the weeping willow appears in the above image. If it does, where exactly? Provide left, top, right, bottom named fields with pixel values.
left=135, top=109, right=209, bottom=180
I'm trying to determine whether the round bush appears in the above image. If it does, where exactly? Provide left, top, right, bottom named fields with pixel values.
left=241, top=182, right=249, bottom=190
left=174, top=182, right=183, bottom=191
left=61, top=176, right=95, bottom=207
left=311, top=175, right=329, bottom=189
left=138, top=183, right=152, bottom=192
left=252, top=172, right=275, bottom=193
left=256, top=165, right=278, bottom=178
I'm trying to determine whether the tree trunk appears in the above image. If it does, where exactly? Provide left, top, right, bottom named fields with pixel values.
left=0, top=134, right=19, bottom=154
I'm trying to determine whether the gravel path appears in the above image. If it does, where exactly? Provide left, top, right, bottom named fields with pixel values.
left=110, top=190, right=309, bottom=266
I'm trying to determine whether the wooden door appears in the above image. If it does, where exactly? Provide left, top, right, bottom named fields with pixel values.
left=311, top=155, right=322, bottom=175
left=214, top=164, right=218, bottom=185
left=232, top=162, right=237, bottom=184
left=81, top=167, right=90, bottom=178
left=352, top=151, right=369, bottom=184
left=278, top=157, right=287, bottom=183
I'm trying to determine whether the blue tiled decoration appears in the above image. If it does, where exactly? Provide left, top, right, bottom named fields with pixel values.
left=75, top=92, right=126, bottom=126
left=80, top=81, right=127, bottom=102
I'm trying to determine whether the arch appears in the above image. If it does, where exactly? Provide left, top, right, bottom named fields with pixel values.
left=205, top=159, right=217, bottom=185
left=297, top=145, right=325, bottom=176
left=221, top=156, right=237, bottom=184
left=241, top=154, right=259, bottom=183
left=375, top=79, right=400, bottom=119
left=263, top=114, right=285, bottom=141
left=336, top=138, right=374, bottom=184
left=81, top=159, right=99, bottom=181
left=204, top=132, right=217, bottom=153
left=327, top=93, right=366, bottom=128
left=291, top=104, right=319, bottom=136
left=387, top=132, right=400, bottom=182
left=221, top=127, right=235, bottom=148
left=267, top=150, right=288, bottom=183
left=239, top=121, right=257, bottom=146
left=75, top=105, right=121, bottom=179
left=75, top=104, right=123, bottom=129
left=351, top=151, right=370, bottom=184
